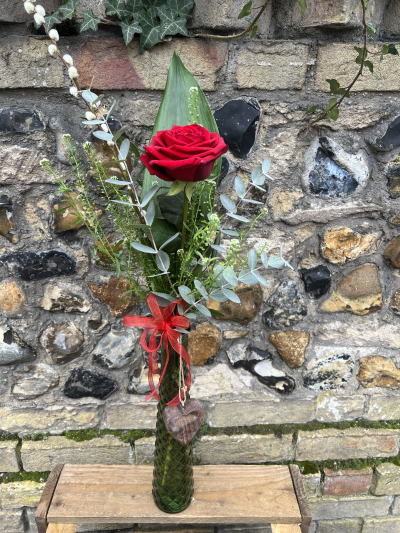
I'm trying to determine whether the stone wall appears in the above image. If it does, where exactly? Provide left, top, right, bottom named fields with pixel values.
left=1, top=0, right=400, bottom=531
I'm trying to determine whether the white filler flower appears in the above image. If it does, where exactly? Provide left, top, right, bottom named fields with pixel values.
left=49, top=29, right=59, bottom=41
left=69, top=87, right=79, bottom=97
left=100, top=124, right=108, bottom=132
left=68, top=66, right=79, bottom=79
left=85, top=112, right=97, bottom=121
left=63, top=54, right=73, bottom=66
left=35, top=4, right=45, bottom=15
left=24, top=2, right=35, bottom=14
left=48, top=44, right=57, bottom=56
left=34, top=12, right=45, bottom=24
left=107, top=141, right=114, bottom=146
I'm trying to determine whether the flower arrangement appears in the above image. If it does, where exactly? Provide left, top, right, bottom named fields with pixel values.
left=26, top=0, right=291, bottom=513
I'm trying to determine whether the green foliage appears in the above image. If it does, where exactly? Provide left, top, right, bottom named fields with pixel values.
left=80, top=9, right=101, bottom=31
left=238, top=1, right=252, bottom=19
left=44, top=10, right=62, bottom=30
left=298, top=0, right=307, bottom=16
left=158, top=5, right=189, bottom=40
left=119, top=19, right=143, bottom=45
left=59, top=0, right=80, bottom=20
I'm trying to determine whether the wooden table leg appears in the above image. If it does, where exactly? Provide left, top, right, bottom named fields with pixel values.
left=47, top=525, right=77, bottom=533
left=271, top=526, right=302, bottom=533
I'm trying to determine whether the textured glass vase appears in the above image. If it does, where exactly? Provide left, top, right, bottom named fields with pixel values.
left=152, top=337, right=194, bottom=513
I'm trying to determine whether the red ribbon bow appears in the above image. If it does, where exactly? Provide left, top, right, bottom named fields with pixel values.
left=123, top=293, right=191, bottom=406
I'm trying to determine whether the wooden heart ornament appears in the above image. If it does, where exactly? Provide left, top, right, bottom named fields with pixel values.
left=163, top=399, right=205, bottom=445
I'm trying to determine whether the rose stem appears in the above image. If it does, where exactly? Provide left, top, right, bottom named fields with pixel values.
left=180, top=191, right=189, bottom=252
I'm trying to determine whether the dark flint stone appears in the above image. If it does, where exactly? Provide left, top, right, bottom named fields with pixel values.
left=308, top=147, right=358, bottom=198
left=0, top=109, right=45, bottom=133
left=374, top=116, right=400, bottom=151
left=88, top=311, right=102, bottom=330
left=0, top=327, right=36, bottom=366
left=64, top=368, right=118, bottom=400
left=218, top=156, right=230, bottom=186
left=300, top=265, right=331, bottom=300
left=0, top=250, right=76, bottom=281
left=234, top=348, right=295, bottom=395
left=263, top=280, right=307, bottom=329
left=387, top=156, right=400, bottom=199
left=214, top=99, right=260, bottom=158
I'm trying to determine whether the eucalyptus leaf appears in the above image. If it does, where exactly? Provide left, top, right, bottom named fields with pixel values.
left=227, top=213, right=250, bottom=223
left=221, top=229, right=239, bottom=237
left=210, top=244, right=226, bottom=253
left=147, top=218, right=181, bottom=253
left=195, top=303, right=212, bottom=317
left=220, top=194, right=236, bottom=213
left=105, top=179, right=130, bottom=186
left=156, top=249, right=170, bottom=271
left=153, top=291, right=176, bottom=302
left=82, top=120, right=105, bottom=125
left=145, top=201, right=156, bottom=226
left=131, top=242, right=157, bottom=254
left=262, top=158, right=271, bottom=174
left=269, top=256, right=285, bottom=268
left=222, top=267, right=238, bottom=287
left=240, top=199, right=264, bottom=205
left=148, top=271, right=171, bottom=278
left=221, top=288, right=240, bottom=304
left=92, top=131, right=113, bottom=142
left=248, top=249, right=257, bottom=270
left=112, top=200, right=137, bottom=207
left=251, top=270, right=270, bottom=287
left=234, top=176, right=246, bottom=198
left=120, top=138, right=130, bottom=160
left=238, top=270, right=259, bottom=285
left=261, top=252, right=268, bottom=269
left=194, top=280, right=208, bottom=300
left=141, top=185, right=159, bottom=208
left=160, top=232, right=180, bottom=250
left=208, top=290, right=228, bottom=303
left=178, top=285, right=195, bottom=305
left=141, top=53, right=221, bottom=214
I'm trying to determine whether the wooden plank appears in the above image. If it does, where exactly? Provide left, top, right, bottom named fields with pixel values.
left=47, top=525, right=77, bottom=533
left=271, top=525, right=302, bottom=533
left=289, top=465, right=312, bottom=533
left=48, top=465, right=301, bottom=525
left=36, top=464, right=64, bottom=533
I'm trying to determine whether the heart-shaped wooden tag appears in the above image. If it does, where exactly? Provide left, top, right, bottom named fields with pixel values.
left=163, top=399, right=205, bottom=445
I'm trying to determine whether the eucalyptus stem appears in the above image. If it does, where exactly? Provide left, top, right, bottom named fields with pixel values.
left=180, top=193, right=189, bottom=252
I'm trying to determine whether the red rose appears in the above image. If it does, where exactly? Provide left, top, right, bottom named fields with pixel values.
left=140, top=124, right=228, bottom=183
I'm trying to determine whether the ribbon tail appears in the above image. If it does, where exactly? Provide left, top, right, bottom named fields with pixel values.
left=145, top=332, right=170, bottom=403
left=166, top=333, right=192, bottom=407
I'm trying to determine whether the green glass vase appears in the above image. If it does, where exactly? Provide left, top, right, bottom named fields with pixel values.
left=152, top=337, right=194, bottom=513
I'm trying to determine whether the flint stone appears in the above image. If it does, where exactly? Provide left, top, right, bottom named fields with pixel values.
left=263, top=280, right=307, bottom=329
left=387, top=155, right=400, bottom=199
left=0, top=326, right=35, bottom=366
left=87, top=277, right=137, bottom=317
left=64, top=368, right=118, bottom=400
left=0, top=145, right=52, bottom=183
left=268, top=330, right=309, bottom=368
left=0, top=195, right=18, bottom=244
left=189, top=322, right=221, bottom=366
left=53, top=193, right=86, bottom=233
left=93, top=327, right=140, bottom=370
left=357, top=356, right=400, bottom=389
left=88, top=310, right=102, bottom=330
left=0, top=250, right=76, bottom=281
left=281, top=203, right=382, bottom=225
left=207, top=283, right=263, bottom=325
left=0, top=280, right=25, bottom=315
left=40, top=285, right=90, bottom=313
left=302, top=137, right=371, bottom=198
left=0, top=108, right=45, bottom=132
left=300, top=265, right=331, bottom=300
left=40, top=321, right=84, bottom=364
left=384, top=236, right=400, bottom=268
left=214, top=99, right=260, bottom=158
left=127, top=363, right=158, bottom=395
left=372, top=116, right=400, bottom=151
left=320, top=264, right=382, bottom=316
left=223, top=330, right=248, bottom=339
left=12, top=363, right=59, bottom=400
left=321, top=227, right=381, bottom=265
left=371, top=462, right=400, bottom=496
left=94, top=234, right=123, bottom=266
left=391, top=288, right=400, bottom=316
left=190, top=363, right=253, bottom=398
left=303, top=353, right=354, bottom=391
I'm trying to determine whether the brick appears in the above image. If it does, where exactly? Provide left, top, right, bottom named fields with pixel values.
left=74, top=38, right=227, bottom=91
left=194, top=434, right=293, bottom=464
left=0, top=405, right=101, bottom=435
left=315, top=394, right=365, bottom=422
left=0, top=441, right=19, bottom=473
left=207, top=397, right=315, bottom=427
left=371, top=462, right=400, bottom=496
left=323, top=468, right=372, bottom=496
left=236, top=41, right=309, bottom=90
left=0, top=510, right=24, bottom=533
left=122, top=99, right=160, bottom=128
left=0, top=145, right=52, bottom=184
left=317, top=518, right=362, bottom=533
left=368, top=395, right=400, bottom=420
left=0, top=0, right=61, bottom=23
left=309, top=494, right=391, bottom=520
left=21, top=435, right=133, bottom=472
left=106, top=400, right=157, bottom=430
left=0, top=37, right=64, bottom=89
left=315, top=43, right=400, bottom=92
left=363, top=517, right=400, bottom=533
left=189, top=0, right=271, bottom=33
left=295, top=428, right=399, bottom=461
left=0, top=481, right=46, bottom=509
left=135, top=437, right=156, bottom=465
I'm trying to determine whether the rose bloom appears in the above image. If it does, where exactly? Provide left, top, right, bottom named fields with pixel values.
left=140, top=124, right=228, bottom=183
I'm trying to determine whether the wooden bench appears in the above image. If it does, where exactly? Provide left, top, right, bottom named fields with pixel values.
left=36, top=464, right=312, bottom=533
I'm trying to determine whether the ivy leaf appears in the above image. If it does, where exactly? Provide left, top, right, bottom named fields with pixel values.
left=58, top=0, right=79, bottom=20
left=118, top=18, right=143, bottom=44
left=143, top=0, right=165, bottom=7
left=305, top=105, right=320, bottom=115
left=125, top=0, right=143, bottom=18
left=354, top=46, right=366, bottom=65
left=167, top=0, right=194, bottom=18
left=104, top=0, right=129, bottom=18
left=158, top=5, right=189, bottom=39
left=137, top=10, right=162, bottom=53
left=44, top=10, right=62, bottom=30
left=388, top=43, right=399, bottom=56
left=238, top=1, right=252, bottom=19
left=249, top=23, right=258, bottom=41
left=80, top=9, right=101, bottom=31
left=326, top=78, right=348, bottom=96
left=364, top=59, right=374, bottom=74
left=298, top=0, right=307, bottom=16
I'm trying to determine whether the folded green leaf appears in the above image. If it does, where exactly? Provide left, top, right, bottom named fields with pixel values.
left=156, top=249, right=170, bottom=271
left=249, top=23, right=257, bottom=41
left=160, top=232, right=180, bottom=250
left=146, top=200, right=156, bottom=226
left=120, top=138, right=130, bottom=160
left=112, top=126, right=128, bottom=142
left=141, top=185, right=159, bottom=207
left=167, top=181, right=186, bottom=196
left=298, top=0, right=307, bottom=16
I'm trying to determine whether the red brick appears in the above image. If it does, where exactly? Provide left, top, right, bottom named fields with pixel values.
left=323, top=468, right=372, bottom=496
